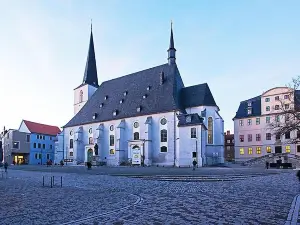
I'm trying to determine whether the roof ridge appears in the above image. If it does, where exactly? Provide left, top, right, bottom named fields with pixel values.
left=240, top=95, right=261, bottom=103
left=24, top=120, right=60, bottom=128
left=101, top=63, right=169, bottom=84
left=183, top=83, right=208, bottom=89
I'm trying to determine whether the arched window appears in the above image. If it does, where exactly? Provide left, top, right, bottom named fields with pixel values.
left=133, top=132, right=139, bottom=140
left=208, top=117, right=213, bottom=144
left=79, top=90, right=83, bottom=103
left=88, top=137, right=93, bottom=145
left=161, top=129, right=167, bottom=142
left=110, top=135, right=114, bottom=146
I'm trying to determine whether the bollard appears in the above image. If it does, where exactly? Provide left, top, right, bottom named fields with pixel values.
left=52, top=176, right=55, bottom=186
left=50, top=176, right=53, bottom=188
left=60, top=176, right=62, bottom=187
left=43, top=176, right=44, bottom=187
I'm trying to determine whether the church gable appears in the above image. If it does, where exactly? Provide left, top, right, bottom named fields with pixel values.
left=64, top=63, right=184, bottom=128
left=180, top=83, right=217, bottom=108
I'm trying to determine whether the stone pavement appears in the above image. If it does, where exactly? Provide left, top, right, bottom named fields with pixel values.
left=0, top=168, right=299, bottom=224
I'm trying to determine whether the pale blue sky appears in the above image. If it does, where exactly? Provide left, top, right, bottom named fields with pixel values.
left=0, top=0, right=300, bottom=133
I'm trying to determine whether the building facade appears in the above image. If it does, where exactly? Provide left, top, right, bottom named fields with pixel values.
left=2, top=129, right=30, bottom=164
left=233, top=87, right=300, bottom=162
left=59, top=24, right=224, bottom=167
left=224, top=130, right=234, bottom=162
left=18, top=120, right=61, bottom=165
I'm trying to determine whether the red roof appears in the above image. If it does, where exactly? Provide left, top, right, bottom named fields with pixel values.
left=23, top=120, right=61, bottom=136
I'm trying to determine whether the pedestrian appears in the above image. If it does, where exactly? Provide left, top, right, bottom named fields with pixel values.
left=297, top=170, right=300, bottom=182
left=4, top=162, right=8, bottom=173
left=266, top=161, right=269, bottom=169
left=192, top=160, right=197, bottom=171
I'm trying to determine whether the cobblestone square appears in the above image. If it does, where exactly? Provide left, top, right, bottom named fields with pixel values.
left=0, top=166, right=299, bottom=224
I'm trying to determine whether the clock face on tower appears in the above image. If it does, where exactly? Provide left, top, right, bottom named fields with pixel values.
left=186, top=116, right=191, bottom=123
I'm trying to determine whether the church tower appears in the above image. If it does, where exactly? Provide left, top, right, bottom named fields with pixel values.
left=74, top=23, right=99, bottom=115
left=167, top=21, right=176, bottom=65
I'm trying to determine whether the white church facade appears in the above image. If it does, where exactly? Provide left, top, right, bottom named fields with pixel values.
left=57, top=24, right=224, bottom=167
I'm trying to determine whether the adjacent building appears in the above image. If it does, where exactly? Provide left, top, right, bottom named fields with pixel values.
left=2, top=129, right=30, bottom=164
left=19, top=120, right=61, bottom=165
left=233, top=87, right=300, bottom=162
left=59, top=24, right=225, bottom=167
left=224, top=130, right=234, bottom=162
left=2, top=120, right=61, bottom=165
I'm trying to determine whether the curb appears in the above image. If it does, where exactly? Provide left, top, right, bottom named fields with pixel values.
left=285, top=194, right=300, bottom=225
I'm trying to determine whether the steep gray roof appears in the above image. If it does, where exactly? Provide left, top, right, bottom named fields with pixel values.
left=64, top=64, right=186, bottom=127
left=180, top=83, right=217, bottom=108
left=77, top=28, right=99, bottom=89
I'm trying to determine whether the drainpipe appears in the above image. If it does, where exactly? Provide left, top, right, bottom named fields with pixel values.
left=62, top=131, right=64, bottom=164
left=174, top=111, right=176, bottom=167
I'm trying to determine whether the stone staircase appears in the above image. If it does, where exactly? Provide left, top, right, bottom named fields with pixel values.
left=242, top=153, right=300, bottom=168
left=120, top=173, right=278, bottom=182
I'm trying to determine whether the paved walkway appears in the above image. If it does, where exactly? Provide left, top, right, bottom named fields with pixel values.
left=0, top=168, right=299, bottom=224
left=8, top=164, right=288, bottom=176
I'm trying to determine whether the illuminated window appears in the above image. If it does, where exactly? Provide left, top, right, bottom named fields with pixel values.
left=110, top=149, right=115, bottom=155
left=248, top=148, right=253, bottom=155
left=256, top=147, right=261, bottom=154
left=240, top=148, right=244, bottom=155
left=266, top=146, right=271, bottom=153
left=286, top=145, right=291, bottom=153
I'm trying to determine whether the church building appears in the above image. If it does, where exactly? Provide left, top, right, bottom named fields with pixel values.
left=60, top=24, right=224, bottom=167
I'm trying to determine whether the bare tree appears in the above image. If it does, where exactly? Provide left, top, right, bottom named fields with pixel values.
left=268, top=76, right=300, bottom=144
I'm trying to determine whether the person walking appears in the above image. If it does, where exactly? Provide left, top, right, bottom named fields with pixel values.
left=265, top=161, right=269, bottom=169
left=297, top=170, right=300, bottom=182
left=192, top=160, right=197, bottom=171
left=4, top=162, right=8, bottom=173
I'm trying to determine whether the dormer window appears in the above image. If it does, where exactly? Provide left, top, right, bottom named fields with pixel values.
left=124, top=91, right=128, bottom=96
left=248, top=102, right=252, bottom=107
left=120, top=99, right=124, bottom=104
left=100, top=103, right=103, bottom=108
left=93, top=113, right=98, bottom=120
left=147, top=86, right=151, bottom=91
left=186, top=116, right=191, bottom=123
left=137, top=106, right=141, bottom=112
left=247, top=109, right=252, bottom=115
left=104, top=95, right=108, bottom=100
left=143, top=94, right=147, bottom=99
left=113, top=110, right=118, bottom=116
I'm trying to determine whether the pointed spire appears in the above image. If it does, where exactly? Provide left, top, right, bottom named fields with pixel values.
left=167, top=20, right=176, bottom=65
left=82, top=22, right=99, bottom=87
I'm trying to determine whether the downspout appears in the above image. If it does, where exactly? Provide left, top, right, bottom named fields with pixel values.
left=174, top=111, right=176, bottom=167
left=62, top=131, right=64, bottom=163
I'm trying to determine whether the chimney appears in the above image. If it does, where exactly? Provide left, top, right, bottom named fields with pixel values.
left=226, top=130, right=230, bottom=135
